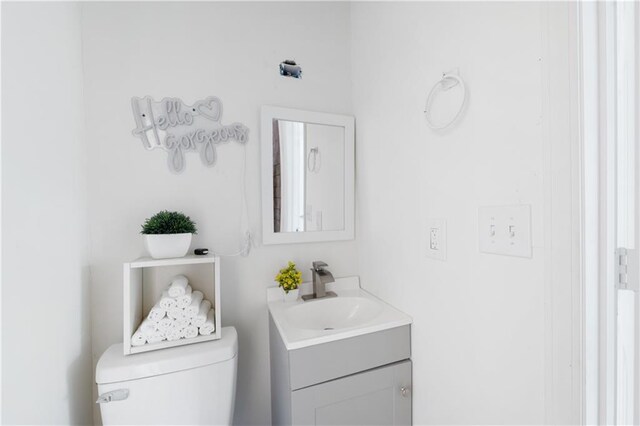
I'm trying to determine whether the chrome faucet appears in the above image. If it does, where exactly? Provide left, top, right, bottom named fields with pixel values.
left=302, top=261, right=337, bottom=301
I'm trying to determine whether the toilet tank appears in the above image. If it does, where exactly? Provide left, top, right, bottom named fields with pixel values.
left=96, top=327, right=238, bottom=425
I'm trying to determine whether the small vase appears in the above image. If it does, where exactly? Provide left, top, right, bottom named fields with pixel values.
left=144, top=233, right=192, bottom=259
left=283, top=288, right=300, bottom=302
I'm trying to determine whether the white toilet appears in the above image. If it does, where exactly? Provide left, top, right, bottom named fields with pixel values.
left=96, top=326, right=238, bottom=425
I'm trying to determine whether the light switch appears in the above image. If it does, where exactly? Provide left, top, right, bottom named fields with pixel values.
left=426, top=219, right=446, bottom=260
left=478, top=205, right=532, bottom=258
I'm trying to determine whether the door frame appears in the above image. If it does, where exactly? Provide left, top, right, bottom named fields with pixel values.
left=578, top=1, right=640, bottom=424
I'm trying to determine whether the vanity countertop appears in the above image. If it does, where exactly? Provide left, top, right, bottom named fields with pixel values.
left=267, top=276, right=412, bottom=350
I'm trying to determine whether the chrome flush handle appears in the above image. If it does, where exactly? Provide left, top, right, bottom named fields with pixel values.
left=96, top=389, right=129, bottom=404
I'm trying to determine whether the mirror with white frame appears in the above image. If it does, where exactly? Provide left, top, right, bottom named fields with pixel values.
left=261, top=106, right=355, bottom=244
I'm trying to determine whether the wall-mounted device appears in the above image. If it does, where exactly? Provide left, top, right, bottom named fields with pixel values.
left=280, top=60, right=302, bottom=79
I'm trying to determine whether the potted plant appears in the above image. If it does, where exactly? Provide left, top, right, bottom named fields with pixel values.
left=141, top=210, right=197, bottom=259
left=275, top=261, right=303, bottom=302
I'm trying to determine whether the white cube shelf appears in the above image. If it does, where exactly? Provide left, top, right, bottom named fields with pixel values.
left=123, top=255, right=221, bottom=355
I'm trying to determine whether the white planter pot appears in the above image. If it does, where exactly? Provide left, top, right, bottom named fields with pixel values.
left=144, top=233, right=192, bottom=259
left=283, top=288, right=300, bottom=302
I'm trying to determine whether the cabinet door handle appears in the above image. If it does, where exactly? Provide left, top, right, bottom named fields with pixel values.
left=400, top=386, right=410, bottom=397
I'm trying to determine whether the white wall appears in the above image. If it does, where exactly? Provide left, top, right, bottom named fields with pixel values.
left=1, top=3, right=93, bottom=424
left=351, top=2, right=579, bottom=424
left=80, top=3, right=356, bottom=424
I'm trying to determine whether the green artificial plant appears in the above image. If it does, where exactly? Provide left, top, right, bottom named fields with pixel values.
left=140, top=210, right=197, bottom=235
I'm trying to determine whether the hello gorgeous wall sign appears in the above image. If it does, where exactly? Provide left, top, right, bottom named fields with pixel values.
left=131, top=96, right=249, bottom=173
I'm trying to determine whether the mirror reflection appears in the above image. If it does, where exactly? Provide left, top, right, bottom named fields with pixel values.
left=272, top=119, right=345, bottom=233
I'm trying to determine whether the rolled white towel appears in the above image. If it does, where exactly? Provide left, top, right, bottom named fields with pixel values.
left=138, top=319, right=158, bottom=337
left=167, top=307, right=187, bottom=320
left=146, top=331, right=164, bottom=344
left=175, top=316, right=190, bottom=329
left=165, top=327, right=182, bottom=341
left=192, top=300, right=212, bottom=327
left=131, top=331, right=146, bottom=346
left=159, top=291, right=177, bottom=311
left=157, top=317, right=174, bottom=332
left=168, top=275, right=189, bottom=298
left=176, top=285, right=193, bottom=309
left=198, top=309, right=216, bottom=336
left=183, top=325, right=199, bottom=339
left=186, top=291, right=204, bottom=316
left=147, top=305, right=166, bottom=322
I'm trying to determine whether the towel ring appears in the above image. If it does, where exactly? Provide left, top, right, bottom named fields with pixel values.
left=307, top=147, right=320, bottom=173
left=424, top=73, right=467, bottom=130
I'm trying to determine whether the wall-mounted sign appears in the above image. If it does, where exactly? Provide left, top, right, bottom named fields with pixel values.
left=131, top=96, right=249, bottom=173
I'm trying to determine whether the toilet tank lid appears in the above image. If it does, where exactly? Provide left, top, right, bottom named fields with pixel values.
left=96, top=326, right=237, bottom=385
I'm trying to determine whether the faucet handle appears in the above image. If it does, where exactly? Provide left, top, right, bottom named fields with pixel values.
left=312, top=261, right=328, bottom=271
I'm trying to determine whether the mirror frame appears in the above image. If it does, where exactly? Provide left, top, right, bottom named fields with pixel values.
left=260, top=105, right=355, bottom=245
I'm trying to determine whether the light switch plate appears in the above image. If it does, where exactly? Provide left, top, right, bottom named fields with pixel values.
left=478, top=205, right=532, bottom=258
left=426, top=219, right=446, bottom=260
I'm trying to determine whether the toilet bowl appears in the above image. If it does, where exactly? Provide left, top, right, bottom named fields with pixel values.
left=96, top=326, right=238, bottom=425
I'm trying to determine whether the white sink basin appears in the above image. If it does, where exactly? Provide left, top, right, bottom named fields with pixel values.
left=267, top=276, right=412, bottom=350
left=284, top=296, right=384, bottom=331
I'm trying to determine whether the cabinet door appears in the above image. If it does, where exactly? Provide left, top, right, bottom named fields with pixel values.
left=291, top=361, right=411, bottom=426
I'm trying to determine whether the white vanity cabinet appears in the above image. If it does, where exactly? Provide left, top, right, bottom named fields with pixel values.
left=269, top=318, right=412, bottom=425
left=291, top=360, right=412, bottom=425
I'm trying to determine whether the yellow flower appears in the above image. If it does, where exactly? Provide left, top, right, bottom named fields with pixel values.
left=276, top=261, right=302, bottom=293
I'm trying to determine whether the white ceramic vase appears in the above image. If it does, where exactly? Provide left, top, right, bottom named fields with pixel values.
left=144, top=233, right=192, bottom=259
left=283, top=288, right=300, bottom=302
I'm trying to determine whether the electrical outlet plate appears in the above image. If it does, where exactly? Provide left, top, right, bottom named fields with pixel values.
left=478, top=205, right=532, bottom=258
left=426, top=219, right=446, bottom=260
